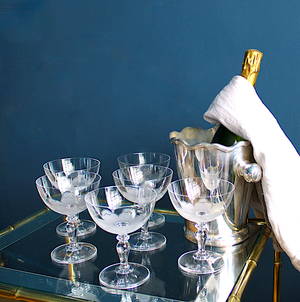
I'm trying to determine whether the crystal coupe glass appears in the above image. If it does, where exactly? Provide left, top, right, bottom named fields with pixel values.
left=117, top=152, right=170, bottom=227
left=168, top=178, right=235, bottom=274
left=36, top=171, right=101, bottom=264
left=43, top=157, right=100, bottom=237
left=85, top=186, right=157, bottom=289
left=113, top=164, right=173, bottom=251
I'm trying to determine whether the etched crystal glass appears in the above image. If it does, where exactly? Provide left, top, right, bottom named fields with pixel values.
left=43, top=157, right=100, bottom=236
left=113, top=164, right=173, bottom=251
left=85, top=186, right=156, bottom=289
left=168, top=178, right=235, bottom=274
left=36, top=171, right=101, bottom=264
left=117, top=152, right=170, bottom=227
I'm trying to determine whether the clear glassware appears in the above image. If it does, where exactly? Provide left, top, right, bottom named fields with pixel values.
left=168, top=178, right=235, bottom=275
left=117, top=152, right=170, bottom=227
left=36, top=171, right=101, bottom=264
left=85, top=186, right=157, bottom=289
left=196, top=149, right=224, bottom=196
left=113, top=164, right=173, bottom=251
left=43, top=157, right=100, bottom=237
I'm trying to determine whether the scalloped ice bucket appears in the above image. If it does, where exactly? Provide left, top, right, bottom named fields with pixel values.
left=169, top=126, right=262, bottom=247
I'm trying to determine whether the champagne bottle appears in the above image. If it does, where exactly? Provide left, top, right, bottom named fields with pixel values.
left=211, top=49, right=263, bottom=146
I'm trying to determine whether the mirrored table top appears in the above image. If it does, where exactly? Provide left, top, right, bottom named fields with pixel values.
left=0, top=208, right=269, bottom=302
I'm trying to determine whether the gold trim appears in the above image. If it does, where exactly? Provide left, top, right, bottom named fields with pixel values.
left=153, top=208, right=178, bottom=215
left=272, top=251, right=282, bottom=302
left=227, top=222, right=271, bottom=302
left=247, top=217, right=266, bottom=225
left=0, top=208, right=50, bottom=237
left=0, top=282, right=84, bottom=301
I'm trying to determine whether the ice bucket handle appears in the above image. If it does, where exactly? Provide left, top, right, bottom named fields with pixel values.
left=233, top=157, right=262, bottom=183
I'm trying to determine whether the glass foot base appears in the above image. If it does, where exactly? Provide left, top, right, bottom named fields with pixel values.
left=99, top=262, right=150, bottom=289
left=178, top=250, right=224, bottom=275
left=51, top=242, right=97, bottom=264
left=129, top=232, right=166, bottom=252
left=56, top=220, right=97, bottom=237
left=148, top=212, right=165, bottom=228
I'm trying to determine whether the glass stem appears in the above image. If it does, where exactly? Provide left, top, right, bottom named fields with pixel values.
left=66, top=215, right=80, bottom=251
left=140, top=220, right=151, bottom=240
left=75, top=213, right=83, bottom=227
left=116, top=234, right=131, bottom=274
left=193, top=223, right=208, bottom=261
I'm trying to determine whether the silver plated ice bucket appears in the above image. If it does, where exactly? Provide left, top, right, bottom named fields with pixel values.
left=169, top=126, right=262, bottom=247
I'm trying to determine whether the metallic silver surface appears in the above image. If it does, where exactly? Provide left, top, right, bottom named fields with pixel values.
left=170, top=126, right=262, bottom=246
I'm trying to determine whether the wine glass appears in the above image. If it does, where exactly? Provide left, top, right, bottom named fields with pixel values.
left=117, top=152, right=170, bottom=227
left=84, top=186, right=157, bottom=289
left=168, top=178, right=235, bottom=274
left=35, top=171, right=101, bottom=264
left=112, top=164, right=173, bottom=251
left=43, top=157, right=100, bottom=237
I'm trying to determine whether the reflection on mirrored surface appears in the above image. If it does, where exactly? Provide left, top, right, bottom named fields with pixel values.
left=0, top=208, right=266, bottom=301
left=130, top=246, right=167, bottom=298
left=179, top=272, right=219, bottom=302
left=55, top=259, right=101, bottom=300
left=102, top=286, right=171, bottom=302
left=181, top=237, right=251, bottom=301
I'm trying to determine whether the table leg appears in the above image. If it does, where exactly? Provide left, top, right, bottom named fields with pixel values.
left=272, top=250, right=282, bottom=302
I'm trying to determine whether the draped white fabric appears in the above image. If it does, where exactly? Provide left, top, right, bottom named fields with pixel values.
left=204, top=75, right=300, bottom=271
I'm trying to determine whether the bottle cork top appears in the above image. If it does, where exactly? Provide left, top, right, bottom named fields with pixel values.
left=241, top=49, right=263, bottom=87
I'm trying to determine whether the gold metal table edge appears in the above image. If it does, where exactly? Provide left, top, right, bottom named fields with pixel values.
left=153, top=208, right=178, bottom=215
left=227, top=220, right=271, bottom=302
left=0, top=282, right=88, bottom=302
left=0, top=207, right=51, bottom=237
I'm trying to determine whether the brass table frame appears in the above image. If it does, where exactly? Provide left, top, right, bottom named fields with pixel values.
left=0, top=208, right=279, bottom=302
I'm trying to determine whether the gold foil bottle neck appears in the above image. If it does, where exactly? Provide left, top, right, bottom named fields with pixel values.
left=241, top=49, right=263, bottom=87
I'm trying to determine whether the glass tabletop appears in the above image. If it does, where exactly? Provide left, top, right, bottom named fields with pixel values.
left=0, top=208, right=269, bottom=302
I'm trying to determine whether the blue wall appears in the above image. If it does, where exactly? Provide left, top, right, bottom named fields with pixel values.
left=1, top=1, right=300, bottom=227
left=1, top=1, right=300, bottom=300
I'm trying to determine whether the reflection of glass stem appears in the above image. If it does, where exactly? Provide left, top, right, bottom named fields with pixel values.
left=116, top=235, right=131, bottom=274
left=67, top=263, right=92, bottom=297
left=195, top=275, right=208, bottom=302
left=193, top=223, right=208, bottom=261
left=66, top=216, right=80, bottom=252
left=68, top=264, right=83, bottom=297
left=141, top=253, right=151, bottom=268
left=121, top=292, right=132, bottom=302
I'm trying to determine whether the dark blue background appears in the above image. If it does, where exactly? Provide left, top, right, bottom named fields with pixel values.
left=1, top=1, right=300, bottom=300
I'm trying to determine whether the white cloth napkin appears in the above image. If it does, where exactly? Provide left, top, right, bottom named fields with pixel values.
left=204, top=75, right=300, bottom=271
